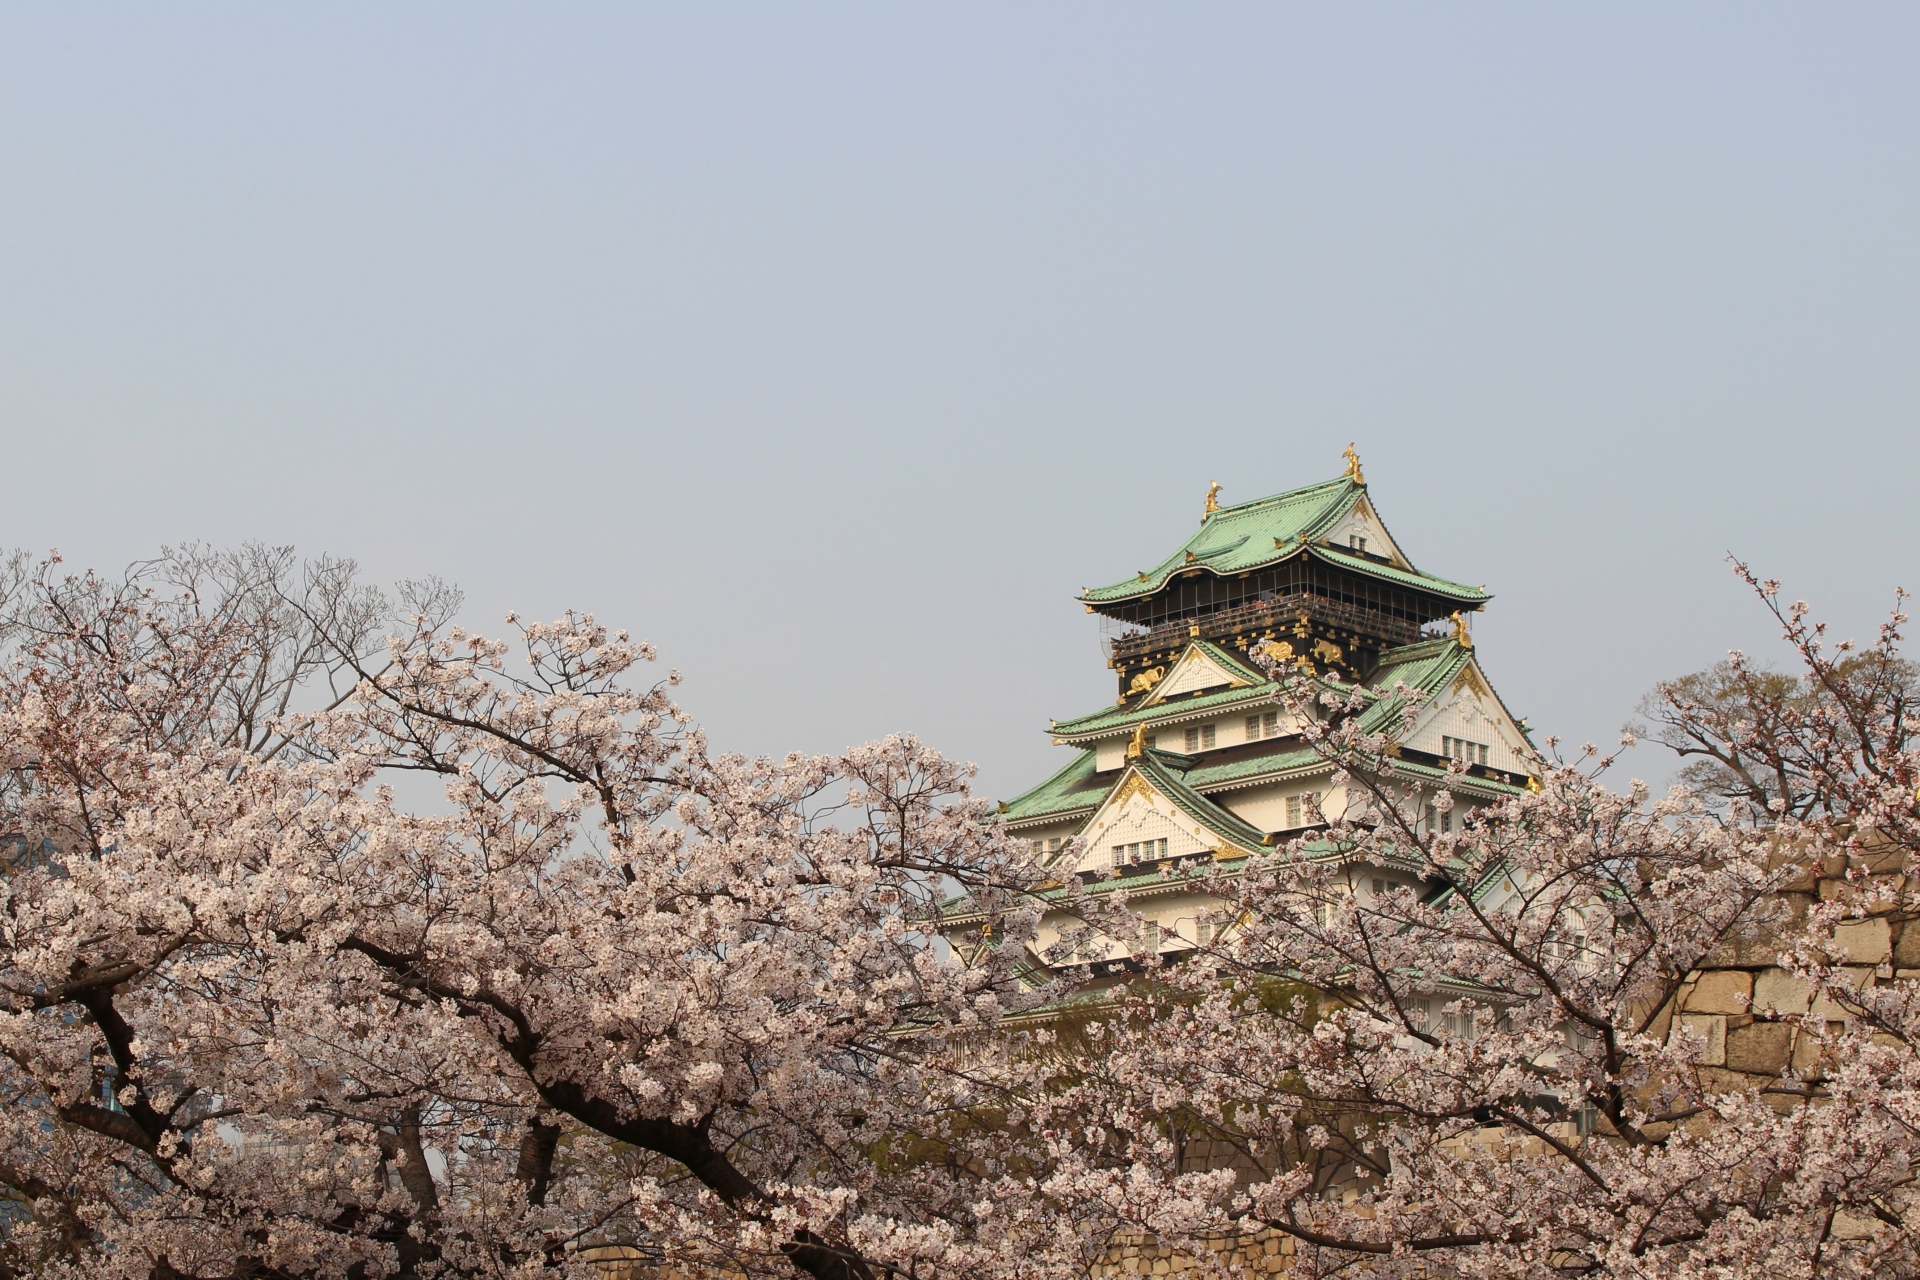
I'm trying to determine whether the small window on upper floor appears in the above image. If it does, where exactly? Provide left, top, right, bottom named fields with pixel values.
left=1285, top=791, right=1321, bottom=829
left=1245, top=710, right=1281, bottom=741
left=1443, top=736, right=1490, bottom=766
left=1184, top=723, right=1217, bottom=752
left=1111, top=837, right=1168, bottom=868
left=1349, top=534, right=1367, bottom=553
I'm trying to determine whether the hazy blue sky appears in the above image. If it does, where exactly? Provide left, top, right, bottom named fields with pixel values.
left=2, top=6, right=1915, bottom=799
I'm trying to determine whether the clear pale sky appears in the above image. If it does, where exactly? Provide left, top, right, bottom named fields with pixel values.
left=2, top=6, right=1915, bottom=799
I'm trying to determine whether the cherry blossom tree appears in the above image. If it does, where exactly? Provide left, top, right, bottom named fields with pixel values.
left=936, top=566, right=1920, bottom=1278
left=0, top=549, right=1050, bottom=1280
left=4, top=546, right=1917, bottom=1280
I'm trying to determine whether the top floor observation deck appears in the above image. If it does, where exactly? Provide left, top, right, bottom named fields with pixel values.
left=1083, top=461, right=1490, bottom=690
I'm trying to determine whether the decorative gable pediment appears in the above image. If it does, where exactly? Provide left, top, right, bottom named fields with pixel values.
left=1144, top=643, right=1258, bottom=705
left=1403, top=659, right=1537, bottom=776
left=1328, top=496, right=1411, bottom=568
left=1068, top=769, right=1229, bottom=875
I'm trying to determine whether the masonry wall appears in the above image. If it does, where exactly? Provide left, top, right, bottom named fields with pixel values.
left=1653, top=848, right=1917, bottom=1087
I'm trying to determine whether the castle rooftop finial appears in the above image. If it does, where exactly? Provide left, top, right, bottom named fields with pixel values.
left=1126, top=723, right=1148, bottom=759
left=1202, top=480, right=1223, bottom=520
left=1450, top=610, right=1473, bottom=650
left=1342, top=443, right=1364, bottom=485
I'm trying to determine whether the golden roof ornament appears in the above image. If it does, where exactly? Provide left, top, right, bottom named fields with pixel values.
left=1342, top=442, right=1364, bottom=485
left=1202, top=480, right=1222, bottom=520
left=1126, top=724, right=1148, bottom=759
left=1450, top=611, right=1474, bottom=650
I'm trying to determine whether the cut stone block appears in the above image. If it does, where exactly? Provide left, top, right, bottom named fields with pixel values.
left=1811, top=967, right=1877, bottom=1017
left=1893, top=922, right=1920, bottom=968
left=1753, top=968, right=1811, bottom=1016
left=1683, top=969, right=1752, bottom=1014
left=1831, top=918, right=1891, bottom=964
left=1724, top=1021, right=1792, bottom=1076
left=1669, top=1012, right=1727, bottom=1065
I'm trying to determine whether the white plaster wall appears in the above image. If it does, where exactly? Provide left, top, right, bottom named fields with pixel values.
left=1094, top=736, right=1128, bottom=771
left=1219, top=776, right=1343, bottom=832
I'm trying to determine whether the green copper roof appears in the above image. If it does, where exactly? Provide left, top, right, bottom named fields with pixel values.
left=1050, top=680, right=1279, bottom=739
left=1079, top=474, right=1491, bottom=607
left=1012, top=637, right=1528, bottom=827
left=1130, top=750, right=1273, bottom=852
left=1051, top=635, right=1464, bottom=743
left=1311, top=545, right=1488, bottom=603
left=1000, top=750, right=1107, bottom=824
left=1050, top=639, right=1272, bottom=740
left=1181, top=743, right=1326, bottom=788
left=1354, top=637, right=1472, bottom=734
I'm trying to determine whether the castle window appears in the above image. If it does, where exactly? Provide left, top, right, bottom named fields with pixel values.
left=1285, top=791, right=1321, bottom=828
left=1244, top=710, right=1281, bottom=741
left=1184, top=723, right=1217, bottom=752
left=1443, top=736, right=1490, bottom=766
left=1111, top=837, right=1168, bottom=867
left=1349, top=534, right=1367, bottom=553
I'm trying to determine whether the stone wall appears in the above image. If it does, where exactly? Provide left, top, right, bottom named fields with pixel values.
left=1655, top=850, right=1917, bottom=1090
left=1090, top=1229, right=1296, bottom=1276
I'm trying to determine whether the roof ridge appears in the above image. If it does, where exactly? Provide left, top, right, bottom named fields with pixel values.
left=1081, top=476, right=1492, bottom=607
left=1210, top=474, right=1350, bottom=516
left=1050, top=679, right=1280, bottom=737
left=1377, top=635, right=1456, bottom=658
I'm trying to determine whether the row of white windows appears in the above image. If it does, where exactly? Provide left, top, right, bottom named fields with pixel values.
left=1172, top=710, right=1280, bottom=754
left=1055, top=915, right=1221, bottom=962
left=1412, top=998, right=1479, bottom=1039
left=1039, top=789, right=1408, bottom=866
left=1109, top=837, right=1169, bottom=866
left=1308, top=877, right=1412, bottom=926
left=1128, top=710, right=1286, bottom=758
left=1163, top=725, right=1489, bottom=768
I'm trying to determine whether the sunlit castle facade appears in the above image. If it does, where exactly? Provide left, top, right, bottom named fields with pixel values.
left=982, top=449, right=1542, bottom=975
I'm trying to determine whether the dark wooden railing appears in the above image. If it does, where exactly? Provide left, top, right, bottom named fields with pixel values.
left=1106, top=592, right=1429, bottom=664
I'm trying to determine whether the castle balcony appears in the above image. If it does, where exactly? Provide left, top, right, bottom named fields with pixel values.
left=1104, top=592, right=1428, bottom=666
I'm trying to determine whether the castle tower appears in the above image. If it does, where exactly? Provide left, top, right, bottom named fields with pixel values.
left=986, top=452, right=1541, bottom=976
